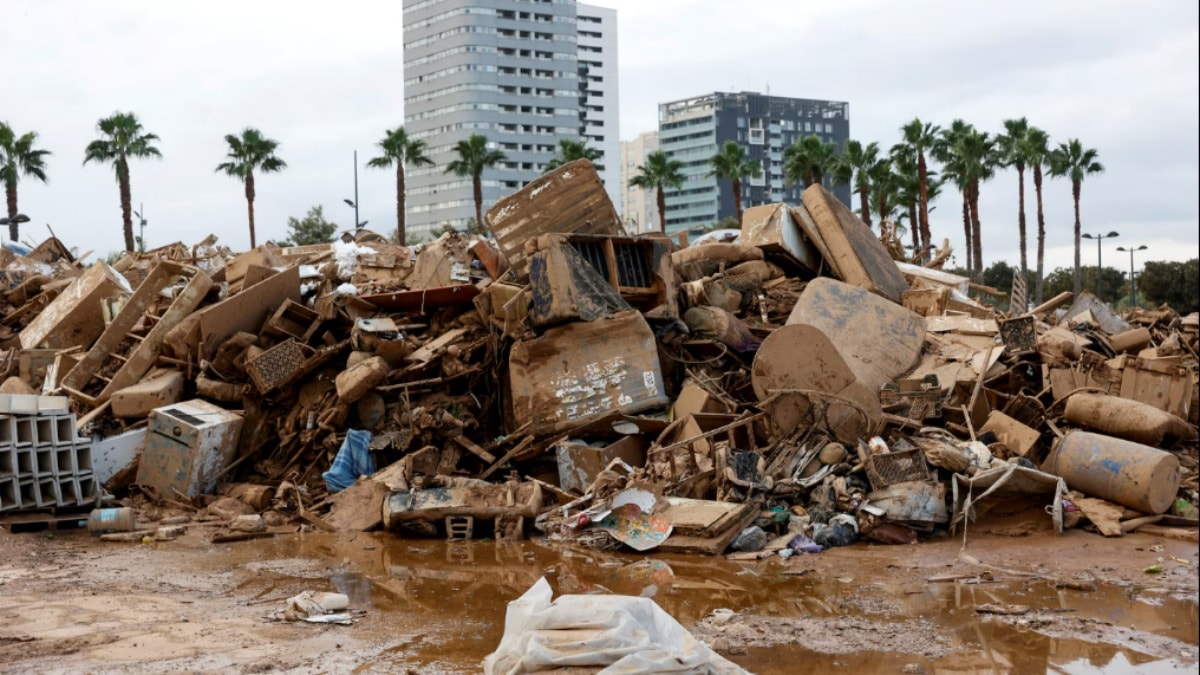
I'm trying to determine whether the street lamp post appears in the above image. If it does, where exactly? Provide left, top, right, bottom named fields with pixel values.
left=1116, top=245, right=1148, bottom=307
left=1081, top=230, right=1119, bottom=300
left=133, top=203, right=147, bottom=253
left=343, top=150, right=370, bottom=234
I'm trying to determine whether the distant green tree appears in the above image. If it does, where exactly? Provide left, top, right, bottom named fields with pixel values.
left=278, top=205, right=337, bottom=247
left=707, top=141, right=761, bottom=226
left=1, top=122, right=51, bottom=241
left=543, top=139, right=602, bottom=173
left=831, top=139, right=882, bottom=227
left=1048, top=139, right=1104, bottom=296
left=216, top=128, right=287, bottom=248
left=628, top=150, right=684, bottom=234
left=446, top=134, right=506, bottom=234
left=367, top=126, right=432, bottom=245
left=783, top=134, right=837, bottom=188
left=1137, top=259, right=1199, bottom=313
left=83, top=112, right=162, bottom=252
left=981, top=260, right=1036, bottom=312
left=1042, top=266, right=1126, bottom=302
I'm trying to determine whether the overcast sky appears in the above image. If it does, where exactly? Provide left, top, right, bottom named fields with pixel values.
left=3, top=0, right=1197, bottom=274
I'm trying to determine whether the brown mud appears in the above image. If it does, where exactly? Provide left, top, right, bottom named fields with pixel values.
left=1, top=517, right=1197, bottom=674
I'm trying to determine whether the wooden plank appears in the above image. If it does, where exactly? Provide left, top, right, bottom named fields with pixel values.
left=800, top=183, right=909, bottom=302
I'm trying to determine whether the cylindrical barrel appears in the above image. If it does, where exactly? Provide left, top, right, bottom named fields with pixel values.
left=1109, top=328, right=1152, bottom=353
left=1048, top=431, right=1180, bottom=514
left=88, top=507, right=136, bottom=534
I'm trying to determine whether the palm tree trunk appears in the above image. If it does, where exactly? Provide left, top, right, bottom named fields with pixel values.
left=961, top=189, right=972, bottom=272
left=1072, top=181, right=1082, bottom=296
left=1034, top=164, right=1046, bottom=304
left=118, top=155, right=134, bottom=252
left=1016, top=165, right=1027, bottom=275
left=245, top=170, right=257, bottom=248
left=970, top=181, right=983, bottom=276
left=473, top=173, right=484, bottom=235
left=656, top=185, right=667, bottom=234
left=879, top=192, right=889, bottom=224
left=396, top=164, right=406, bottom=244
left=859, top=186, right=871, bottom=227
left=908, top=202, right=919, bottom=253
left=732, top=178, right=743, bottom=226
left=917, top=151, right=931, bottom=252
left=5, top=180, right=17, bottom=241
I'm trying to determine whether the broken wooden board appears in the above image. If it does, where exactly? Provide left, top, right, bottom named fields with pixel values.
left=925, top=315, right=1000, bottom=335
left=800, top=183, right=909, bottom=302
left=19, top=262, right=131, bottom=350
left=485, top=159, right=621, bottom=279
left=197, top=265, right=300, bottom=360
left=739, top=203, right=823, bottom=273
left=657, top=499, right=758, bottom=555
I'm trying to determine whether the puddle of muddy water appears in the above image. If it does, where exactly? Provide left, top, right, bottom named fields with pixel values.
left=207, top=532, right=1198, bottom=674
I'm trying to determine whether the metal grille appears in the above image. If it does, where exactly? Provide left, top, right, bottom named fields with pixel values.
left=570, top=241, right=609, bottom=279
left=613, top=242, right=652, bottom=288
left=246, top=339, right=308, bottom=393
left=865, top=448, right=932, bottom=490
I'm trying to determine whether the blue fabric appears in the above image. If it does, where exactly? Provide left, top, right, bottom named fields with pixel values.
left=322, top=429, right=374, bottom=493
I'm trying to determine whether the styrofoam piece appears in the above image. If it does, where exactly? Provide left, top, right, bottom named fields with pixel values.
left=76, top=473, right=98, bottom=506
left=0, top=445, right=14, bottom=478
left=35, top=417, right=55, bottom=447
left=0, top=476, right=17, bottom=512
left=91, top=429, right=145, bottom=486
left=15, top=447, right=35, bottom=475
left=34, top=446, right=54, bottom=478
left=0, top=394, right=40, bottom=415
left=54, top=415, right=80, bottom=444
left=35, top=476, right=61, bottom=508
left=74, top=444, right=93, bottom=475
left=38, top=396, right=70, bottom=415
left=55, top=444, right=75, bottom=476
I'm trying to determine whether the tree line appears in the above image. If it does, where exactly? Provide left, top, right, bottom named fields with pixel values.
left=0, top=115, right=521, bottom=250
left=625, top=117, right=1107, bottom=307
left=0, top=113, right=1123, bottom=306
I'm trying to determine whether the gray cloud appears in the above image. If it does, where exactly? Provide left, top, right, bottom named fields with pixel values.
left=2, top=0, right=1195, bottom=274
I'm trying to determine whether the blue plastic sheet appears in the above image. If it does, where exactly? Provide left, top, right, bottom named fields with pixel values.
left=322, top=429, right=374, bottom=493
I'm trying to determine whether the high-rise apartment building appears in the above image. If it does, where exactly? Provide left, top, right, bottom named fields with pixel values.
left=620, top=131, right=659, bottom=234
left=402, top=0, right=619, bottom=237
left=657, top=91, right=850, bottom=234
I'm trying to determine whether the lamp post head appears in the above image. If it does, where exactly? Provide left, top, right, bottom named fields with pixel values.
left=1106, top=231, right=1119, bottom=238
left=343, top=198, right=356, bottom=208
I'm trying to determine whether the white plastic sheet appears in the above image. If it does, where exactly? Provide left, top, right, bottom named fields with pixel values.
left=483, top=577, right=746, bottom=674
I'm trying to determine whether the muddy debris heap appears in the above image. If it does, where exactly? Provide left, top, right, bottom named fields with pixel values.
left=1, top=158, right=1197, bottom=554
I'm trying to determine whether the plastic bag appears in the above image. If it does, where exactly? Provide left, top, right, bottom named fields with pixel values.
left=483, top=577, right=747, bottom=674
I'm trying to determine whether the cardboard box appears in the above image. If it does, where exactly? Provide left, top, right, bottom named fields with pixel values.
left=556, top=435, right=648, bottom=494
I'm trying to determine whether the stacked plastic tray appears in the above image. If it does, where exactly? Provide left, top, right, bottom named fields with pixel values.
left=0, top=395, right=98, bottom=513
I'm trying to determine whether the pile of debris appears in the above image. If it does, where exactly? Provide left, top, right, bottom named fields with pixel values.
left=2, top=159, right=1196, bottom=554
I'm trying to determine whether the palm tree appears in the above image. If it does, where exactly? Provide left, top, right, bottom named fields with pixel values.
left=1048, top=139, right=1104, bottom=296
left=628, top=150, right=684, bottom=234
left=367, top=126, right=433, bottom=245
left=899, top=118, right=941, bottom=253
left=707, top=140, right=761, bottom=225
left=831, top=140, right=881, bottom=227
left=997, top=118, right=1034, bottom=276
left=1026, top=127, right=1052, bottom=303
left=0, top=123, right=50, bottom=242
left=783, top=135, right=837, bottom=188
left=446, top=134, right=506, bottom=233
left=543, top=138, right=601, bottom=174
left=83, top=112, right=161, bottom=252
left=936, top=123, right=974, bottom=272
left=888, top=144, right=922, bottom=252
left=216, top=128, right=286, bottom=249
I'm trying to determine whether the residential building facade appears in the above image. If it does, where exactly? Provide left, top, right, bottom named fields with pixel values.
left=576, top=4, right=620, bottom=210
left=401, top=0, right=619, bottom=237
left=657, top=91, right=850, bottom=234
left=620, top=131, right=659, bottom=234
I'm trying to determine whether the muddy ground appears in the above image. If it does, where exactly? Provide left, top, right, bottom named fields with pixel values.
left=1, top=510, right=1197, bottom=674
